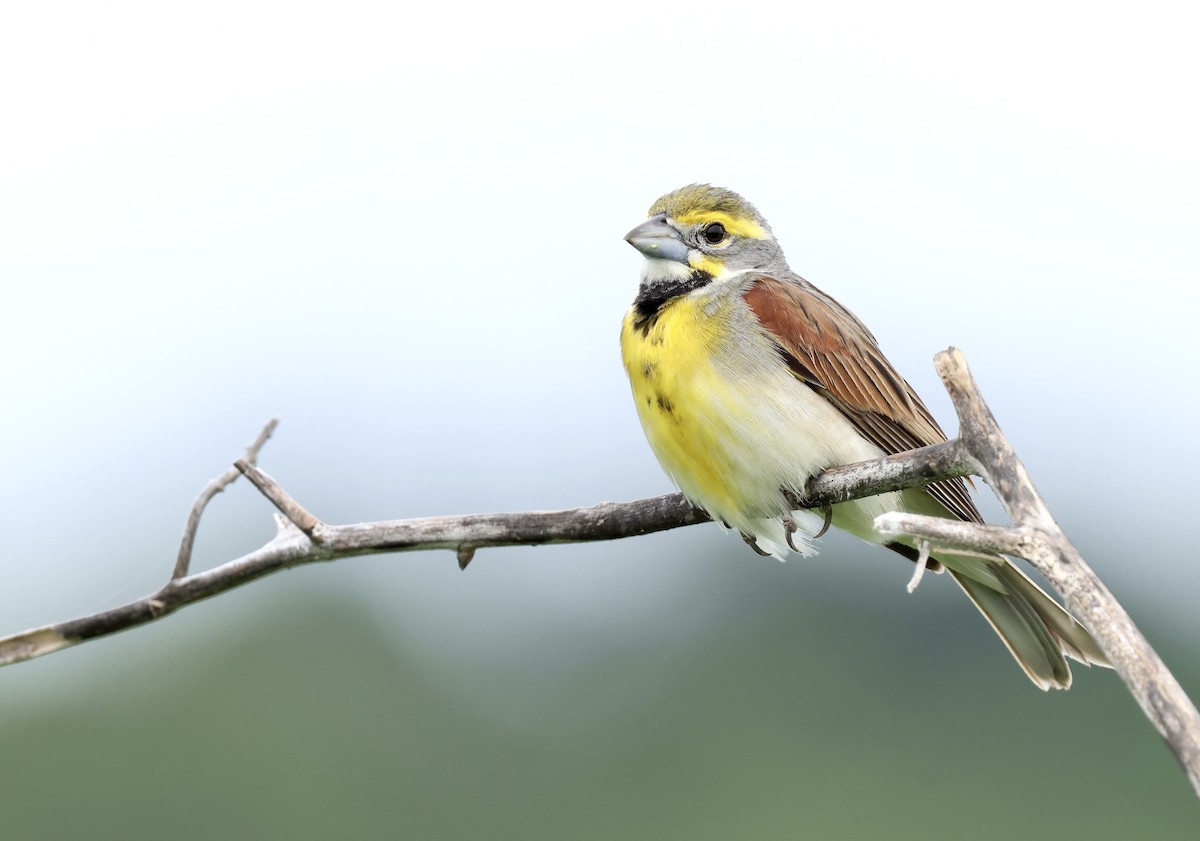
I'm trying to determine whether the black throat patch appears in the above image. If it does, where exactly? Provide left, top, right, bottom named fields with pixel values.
left=632, top=269, right=713, bottom=325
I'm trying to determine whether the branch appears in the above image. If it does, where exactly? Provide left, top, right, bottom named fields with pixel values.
left=0, top=434, right=972, bottom=667
left=1, top=349, right=1196, bottom=799
left=875, top=349, right=1200, bottom=798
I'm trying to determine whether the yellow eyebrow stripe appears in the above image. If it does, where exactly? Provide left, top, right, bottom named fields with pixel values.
left=672, top=210, right=769, bottom=240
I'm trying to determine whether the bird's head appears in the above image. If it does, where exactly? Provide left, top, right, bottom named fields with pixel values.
left=625, top=185, right=788, bottom=285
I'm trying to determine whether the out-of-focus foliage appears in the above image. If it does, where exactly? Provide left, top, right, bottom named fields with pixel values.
left=1, top=539, right=1195, bottom=838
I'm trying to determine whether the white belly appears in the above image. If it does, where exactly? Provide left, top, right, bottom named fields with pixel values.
left=702, top=342, right=905, bottom=556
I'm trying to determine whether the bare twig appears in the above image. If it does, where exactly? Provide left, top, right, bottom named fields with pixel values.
left=792, top=438, right=975, bottom=508
left=905, top=539, right=931, bottom=593
left=0, top=439, right=966, bottom=668
left=875, top=512, right=1036, bottom=558
left=172, top=419, right=278, bottom=580
left=234, top=459, right=322, bottom=539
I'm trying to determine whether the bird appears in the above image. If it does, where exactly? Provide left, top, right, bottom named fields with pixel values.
left=619, top=183, right=1109, bottom=689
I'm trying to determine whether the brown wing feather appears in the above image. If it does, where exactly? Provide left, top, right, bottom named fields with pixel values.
left=743, top=275, right=981, bottom=524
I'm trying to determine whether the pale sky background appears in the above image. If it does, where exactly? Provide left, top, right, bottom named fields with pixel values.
left=1, top=0, right=1198, bottom=711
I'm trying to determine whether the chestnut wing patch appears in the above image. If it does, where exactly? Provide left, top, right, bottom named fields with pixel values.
left=743, top=275, right=981, bottom=524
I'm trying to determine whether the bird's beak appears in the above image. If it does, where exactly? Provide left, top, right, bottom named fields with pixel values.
left=624, top=214, right=690, bottom=264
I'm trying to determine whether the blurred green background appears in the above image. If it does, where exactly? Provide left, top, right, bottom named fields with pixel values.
left=1, top=543, right=1197, bottom=838
left=3, top=0, right=1199, bottom=837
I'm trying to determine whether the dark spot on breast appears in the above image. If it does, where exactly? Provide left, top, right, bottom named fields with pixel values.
left=642, top=362, right=657, bottom=378
left=649, top=331, right=664, bottom=346
left=656, top=394, right=674, bottom=414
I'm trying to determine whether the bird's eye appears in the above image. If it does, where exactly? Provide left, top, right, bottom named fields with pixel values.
left=701, top=221, right=727, bottom=245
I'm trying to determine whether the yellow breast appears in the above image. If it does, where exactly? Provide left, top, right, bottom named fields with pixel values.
left=620, top=295, right=748, bottom=519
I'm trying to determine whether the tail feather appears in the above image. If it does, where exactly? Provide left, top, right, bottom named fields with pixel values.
left=992, top=562, right=1110, bottom=668
left=946, top=556, right=1109, bottom=691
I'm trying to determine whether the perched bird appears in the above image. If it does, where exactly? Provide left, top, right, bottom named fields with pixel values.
left=619, top=184, right=1108, bottom=689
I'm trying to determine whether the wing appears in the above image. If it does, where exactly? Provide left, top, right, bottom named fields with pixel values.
left=743, top=274, right=981, bottom=524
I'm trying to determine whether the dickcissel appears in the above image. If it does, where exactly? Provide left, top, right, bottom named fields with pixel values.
left=619, top=184, right=1108, bottom=689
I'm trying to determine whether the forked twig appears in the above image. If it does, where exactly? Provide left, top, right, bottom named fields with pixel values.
left=172, top=419, right=278, bottom=580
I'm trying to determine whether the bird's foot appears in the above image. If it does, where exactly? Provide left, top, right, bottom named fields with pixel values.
left=781, top=490, right=833, bottom=539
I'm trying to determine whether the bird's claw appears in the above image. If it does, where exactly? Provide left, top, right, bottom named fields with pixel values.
left=741, top=532, right=772, bottom=557
left=814, top=505, right=833, bottom=539
left=782, top=513, right=800, bottom=553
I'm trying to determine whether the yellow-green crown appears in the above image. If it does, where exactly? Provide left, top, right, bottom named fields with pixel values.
left=647, top=184, right=773, bottom=240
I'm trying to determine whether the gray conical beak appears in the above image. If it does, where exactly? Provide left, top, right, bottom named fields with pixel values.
left=624, top=214, right=690, bottom=264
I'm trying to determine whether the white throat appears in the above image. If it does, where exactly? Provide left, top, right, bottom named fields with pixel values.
left=639, top=258, right=694, bottom=286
